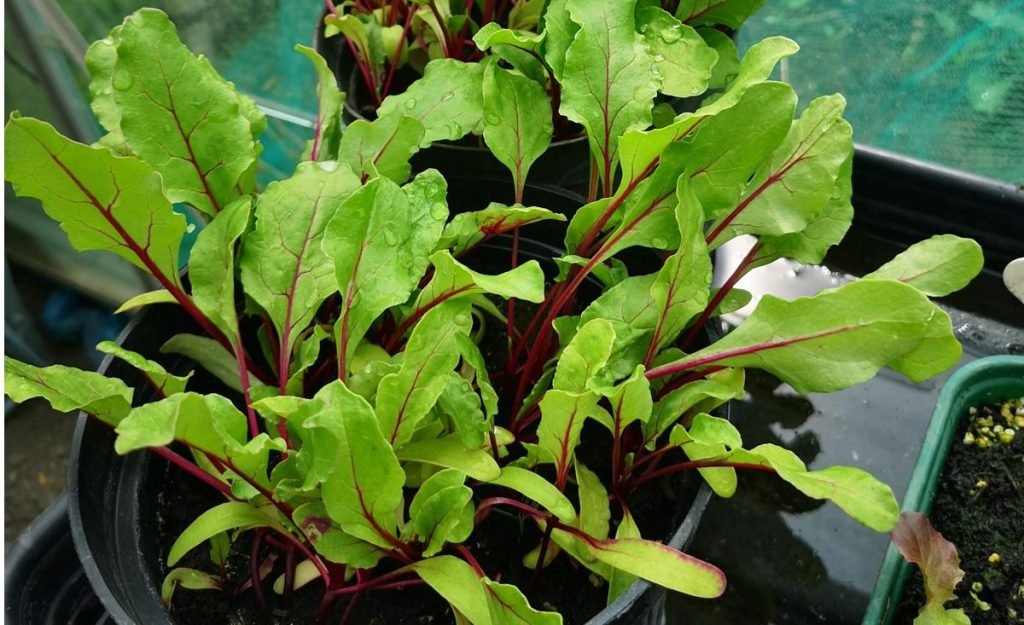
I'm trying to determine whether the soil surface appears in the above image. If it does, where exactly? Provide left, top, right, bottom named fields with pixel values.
left=895, top=398, right=1024, bottom=624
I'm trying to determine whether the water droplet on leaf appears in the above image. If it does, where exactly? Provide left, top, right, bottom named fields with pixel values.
left=653, top=54, right=666, bottom=63
left=651, top=236, right=668, bottom=248
left=404, top=98, right=418, bottom=110
left=383, top=226, right=398, bottom=245
left=485, top=113, right=501, bottom=125
left=440, top=91, right=455, bottom=102
left=430, top=202, right=448, bottom=220
left=661, top=27, right=682, bottom=43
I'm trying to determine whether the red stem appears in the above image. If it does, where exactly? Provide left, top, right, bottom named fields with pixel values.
left=381, top=9, right=415, bottom=98
left=150, top=446, right=233, bottom=497
left=630, top=459, right=776, bottom=489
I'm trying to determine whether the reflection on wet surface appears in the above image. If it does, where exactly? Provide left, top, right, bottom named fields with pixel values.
left=667, top=231, right=1024, bottom=624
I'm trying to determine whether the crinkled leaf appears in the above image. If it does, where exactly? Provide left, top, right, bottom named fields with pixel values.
left=438, top=371, right=489, bottom=449
left=325, top=170, right=447, bottom=372
left=377, top=59, right=484, bottom=145
left=376, top=300, right=473, bottom=447
left=337, top=111, right=425, bottom=183
left=647, top=280, right=938, bottom=394
left=473, top=23, right=545, bottom=55
left=106, top=9, right=262, bottom=216
left=3, top=357, right=133, bottom=426
left=190, top=196, right=251, bottom=347
left=457, top=334, right=499, bottom=420
left=308, top=380, right=406, bottom=549
left=114, top=392, right=246, bottom=456
left=396, top=434, right=501, bottom=481
left=541, top=0, right=578, bottom=82
left=587, top=538, right=726, bottom=598
left=168, top=501, right=282, bottom=566
left=296, top=45, right=345, bottom=161
left=5, top=116, right=185, bottom=289
left=890, top=512, right=970, bottom=625
left=406, top=468, right=474, bottom=556
left=489, top=466, right=577, bottom=523
left=636, top=7, right=717, bottom=98
left=240, top=161, right=360, bottom=379
left=85, top=29, right=128, bottom=152
left=863, top=235, right=984, bottom=297
left=161, top=333, right=252, bottom=393
left=438, top=203, right=566, bottom=256
left=707, top=94, right=853, bottom=249
left=560, top=0, right=658, bottom=187
left=96, top=340, right=191, bottom=396
left=482, top=63, right=552, bottom=196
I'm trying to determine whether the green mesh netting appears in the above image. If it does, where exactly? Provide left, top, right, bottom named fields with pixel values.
left=740, top=0, right=1024, bottom=184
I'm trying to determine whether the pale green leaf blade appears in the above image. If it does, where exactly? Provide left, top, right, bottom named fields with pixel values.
left=190, top=196, right=251, bottom=347
left=560, top=0, right=658, bottom=189
left=575, top=462, right=610, bottom=541
left=293, top=502, right=385, bottom=568
left=863, top=235, right=984, bottom=297
left=3, top=357, right=132, bottom=426
left=5, top=116, right=185, bottom=289
left=588, top=538, right=726, bottom=598
left=376, top=300, right=472, bottom=448
left=579, top=274, right=659, bottom=380
left=646, top=367, right=744, bottom=445
left=377, top=59, right=484, bottom=145
left=438, top=371, right=489, bottom=449
left=438, top=203, right=566, bottom=256
left=541, top=0, right=578, bottom=82
left=109, top=9, right=262, bottom=216
left=482, top=63, right=553, bottom=196
left=409, top=556, right=493, bottom=625
left=553, top=319, right=615, bottom=392
left=96, top=340, right=191, bottom=396
left=310, top=380, right=406, bottom=549
left=636, top=7, right=717, bottom=98
left=489, top=466, right=577, bottom=524
left=485, top=578, right=562, bottom=625
left=295, top=45, right=345, bottom=161
left=161, top=568, right=221, bottom=607
left=396, top=434, right=501, bottom=481
left=606, top=509, right=641, bottom=604
left=407, top=469, right=474, bottom=556
left=168, top=501, right=281, bottom=566
left=115, top=289, right=178, bottom=314
left=240, top=161, right=360, bottom=375
left=337, top=112, right=425, bottom=183
left=161, top=333, right=251, bottom=393
left=114, top=392, right=246, bottom=456
left=647, top=280, right=940, bottom=394
left=537, top=389, right=600, bottom=489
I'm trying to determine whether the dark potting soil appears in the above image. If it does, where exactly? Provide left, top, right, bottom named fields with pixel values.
left=894, top=398, right=1024, bottom=624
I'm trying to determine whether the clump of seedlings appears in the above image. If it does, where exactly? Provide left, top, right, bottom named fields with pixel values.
left=963, top=397, right=1023, bottom=448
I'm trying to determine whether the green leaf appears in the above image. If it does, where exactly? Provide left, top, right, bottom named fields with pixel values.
left=553, top=319, right=616, bottom=393
left=85, top=28, right=128, bottom=153
left=700, top=28, right=739, bottom=89
left=325, top=171, right=447, bottom=372
left=669, top=414, right=742, bottom=497
left=114, top=392, right=246, bottom=456
left=509, top=0, right=547, bottom=30
left=406, top=251, right=545, bottom=333
left=295, top=45, right=345, bottom=162
left=890, top=512, right=971, bottom=625
left=5, top=116, right=186, bottom=290
left=675, top=0, right=767, bottom=29
left=489, top=466, right=577, bottom=523
left=599, top=365, right=654, bottom=432
left=863, top=235, right=984, bottom=297
left=482, top=63, right=552, bottom=197
left=308, top=380, right=406, bottom=549
left=409, top=556, right=492, bottom=625
left=540, top=0, right=578, bottom=82
left=560, top=0, right=658, bottom=188
left=106, top=9, right=263, bottom=216
left=587, top=538, right=726, bottom=598
left=161, top=334, right=252, bottom=393
left=377, top=59, right=484, bottom=145
left=699, top=36, right=799, bottom=114
left=286, top=325, right=330, bottom=395
left=406, top=468, right=474, bottom=556
left=706, top=94, right=853, bottom=249
left=646, top=280, right=939, bottom=394
left=575, top=462, right=610, bottom=541
left=96, top=340, right=191, bottom=396
left=168, top=501, right=281, bottom=566
left=293, top=502, right=385, bottom=568
left=729, top=444, right=899, bottom=532
left=190, top=196, right=251, bottom=347
left=239, top=161, right=360, bottom=378
left=337, top=111, right=425, bottom=183
left=579, top=274, right=658, bottom=380
left=161, top=568, right=221, bottom=607
left=647, top=368, right=744, bottom=446
left=224, top=433, right=287, bottom=499
left=114, top=289, right=177, bottom=314
left=438, top=203, right=566, bottom=256
left=537, top=389, right=601, bottom=489
left=484, top=578, right=562, bottom=625
left=645, top=178, right=712, bottom=354
left=888, top=306, right=962, bottom=383
left=473, top=23, right=546, bottom=55
left=438, top=372, right=489, bottom=449
left=606, top=509, right=641, bottom=604
left=457, top=335, right=499, bottom=421
left=636, top=7, right=717, bottom=98
left=396, top=434, right=501, bottom=481
left=376, top=300, right=473, bottom=448
left=3, top=357, right=133, bottom=426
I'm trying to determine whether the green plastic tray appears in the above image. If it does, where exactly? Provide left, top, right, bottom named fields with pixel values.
left=862, top=355, right=1024, bottom=625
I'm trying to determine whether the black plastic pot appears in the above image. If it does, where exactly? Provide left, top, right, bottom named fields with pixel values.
left=67, top=179, right=715, bottom=625
left=4, top=495, right=111, bottom=625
